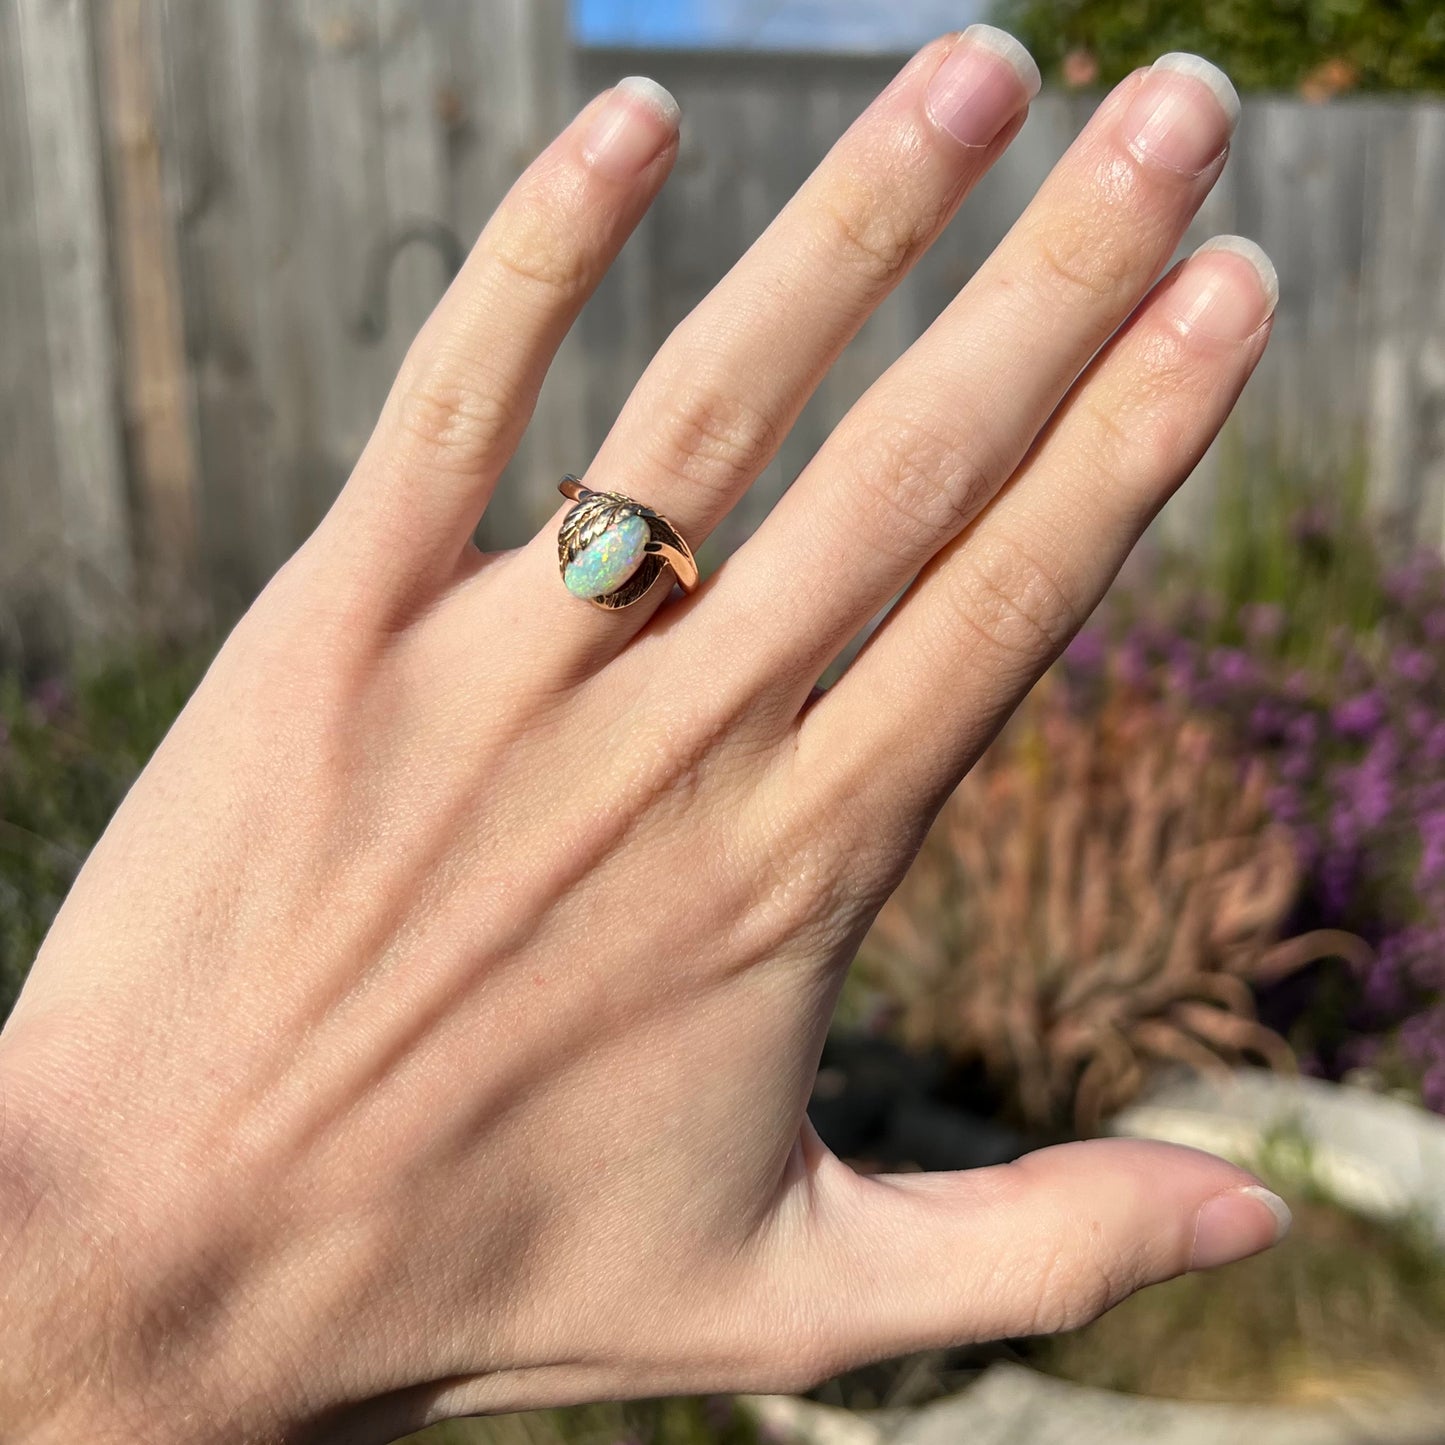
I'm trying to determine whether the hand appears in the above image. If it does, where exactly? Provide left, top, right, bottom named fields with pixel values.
left=0, top=30, right=1287, bottom=1444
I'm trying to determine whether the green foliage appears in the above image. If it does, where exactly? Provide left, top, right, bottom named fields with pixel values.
left=0, top=644, right=211, bottom=1019
left=992, top=0, right=1445, bottom=92
left=1200, top=457, right=1383, bottom=665
left=1113, top=452, right=1388, bottom=675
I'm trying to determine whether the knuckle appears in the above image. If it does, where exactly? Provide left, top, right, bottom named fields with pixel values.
left=1078, top=387, right=1185, bottom=506
left=945, top=530, right=1079, bottom=671
left=1078, top=318, right=1198, bottom=490
left=392, top=360, right=516, bottom=478
left=751, top=829, right=846, bottom=966
left=643, top=376, right=784, bottom=500
left=815, top=173, right=934, bottom=289
left=480, top=191, right=597, bottom=302
left=1025, top=223, right=1138, bottom=309
left=844, top=414, right=992, bottom=557
left=723, top=770, right=854, bottom=973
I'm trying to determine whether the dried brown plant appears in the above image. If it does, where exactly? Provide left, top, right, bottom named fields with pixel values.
left=862, top=689, right=1369, bottom=1134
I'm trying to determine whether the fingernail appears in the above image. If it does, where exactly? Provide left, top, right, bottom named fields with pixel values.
left=1121, top=53, right=1240, bottom=175
left=925, top=25, right=1040, bottom=148
left=1168, top=235, right=1279, bottom=339
left=1190, top=1184, right=1292, bottom=1271
left=583, top=76, right=680, bottom=178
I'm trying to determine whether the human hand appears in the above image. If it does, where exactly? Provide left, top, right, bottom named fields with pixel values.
left=0, top=29, right=1288, bottom=1444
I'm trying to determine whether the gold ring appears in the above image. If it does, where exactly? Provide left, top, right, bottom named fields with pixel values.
left=556, top=476, right=699, bottom=610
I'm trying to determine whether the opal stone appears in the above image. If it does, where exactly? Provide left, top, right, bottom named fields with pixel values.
left=563, top=513, right=651, bottom=600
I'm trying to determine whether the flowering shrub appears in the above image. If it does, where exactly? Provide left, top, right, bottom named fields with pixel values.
left=860, top=685, right=1364, bottom=1133
left=1062, top=538, right=1445, bottom=1106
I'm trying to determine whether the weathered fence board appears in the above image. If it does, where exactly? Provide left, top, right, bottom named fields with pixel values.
left=97, top=0, right=198, bottom=616
left=0, top=0, right=65, bottom=656
left=2, top=14, right=1444, bottom=657
left=8, top=0, right=132, bottom=648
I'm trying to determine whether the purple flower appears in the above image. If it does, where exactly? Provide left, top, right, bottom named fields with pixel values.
left=1065, top=628, right=1106, bottom=675
left=1332, top=690, right=1387, bottom=739
left=1399, top=928, right=1445, bottom=991
left=1166, top=659, right=1197, bottom=698
left=1400, top=1009, right=1435, bottom=1050
left=1406, top=704, right=1435, bottom=740
left=29, top=677, right=69, bottom=722
left=1240, top=602, right=1285, bottom=642
left=1341, top=651, right=1374, bottom=692
left=1426, top=724, right=1445, bottom=765
left=1353, top=773, right=1394, bottom=829
left=1286, top=712, right=1320, bottom=750
left=1364, top=953, right=1403, bottom=1011
left=1384, top=549, right=1445, bottom=610
left=1320, top=849, right=1358, bottom=918
left=1210, top=646, right=1259, bottom=687
left=1250, top=700, right=1287, bottom=740
left=1292, top=504, right=1333, bottom=545
left=1278, top=750, right=1315, bottom=783
left=1284, top=669, right=1315, bottom=702
left=1267, top=783, right=1306, bottom=819
left=1392, top=648, right=1436, bottom=685
left=1117, top=636, right=1152, bottom=689
left=1163, top=633, right=1197, bottom=671
left=1419, top=812, right=1445, bottom=889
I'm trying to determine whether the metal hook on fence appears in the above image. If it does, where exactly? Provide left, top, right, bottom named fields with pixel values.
left=353, top=219, right=466, bottom=344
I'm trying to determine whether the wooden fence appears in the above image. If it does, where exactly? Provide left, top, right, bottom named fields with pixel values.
left=2, top=1, right=1444, bottom=656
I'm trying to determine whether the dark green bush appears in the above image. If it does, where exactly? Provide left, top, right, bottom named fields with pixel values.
left=993, top=0, right=1445, bottom=91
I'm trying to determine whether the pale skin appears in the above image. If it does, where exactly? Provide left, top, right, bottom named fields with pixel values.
left=0, top=28, right=1290, bottom=1445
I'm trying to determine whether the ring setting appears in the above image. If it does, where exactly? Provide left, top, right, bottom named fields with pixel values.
left=556, top=476, right=699, bottom=610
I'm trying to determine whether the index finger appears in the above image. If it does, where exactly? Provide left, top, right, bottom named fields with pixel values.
left=327, top=77, right=682, bottom=608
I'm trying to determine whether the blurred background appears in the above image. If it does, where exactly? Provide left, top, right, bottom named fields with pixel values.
left=3, top=1, right=1445, bottom=1442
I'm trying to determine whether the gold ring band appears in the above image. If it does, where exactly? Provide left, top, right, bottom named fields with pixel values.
left=556, top=476, right=699, bottom=611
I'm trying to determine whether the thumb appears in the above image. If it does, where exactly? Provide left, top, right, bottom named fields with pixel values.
left=768, top=1134, right=1290, bottom=1382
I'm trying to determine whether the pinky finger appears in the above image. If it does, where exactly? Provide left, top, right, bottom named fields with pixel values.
left=799, top=235, right=1277, bottom=825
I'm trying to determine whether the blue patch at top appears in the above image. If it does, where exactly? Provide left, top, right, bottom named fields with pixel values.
left=574, top=0, right=986, bottom=52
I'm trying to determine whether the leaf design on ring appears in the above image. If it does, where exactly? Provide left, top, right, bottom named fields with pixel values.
left=556, top=487, right=691, bottom=610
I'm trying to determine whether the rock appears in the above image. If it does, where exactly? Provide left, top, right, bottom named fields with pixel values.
left=892, top=1365, right=1445, bottom=1445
